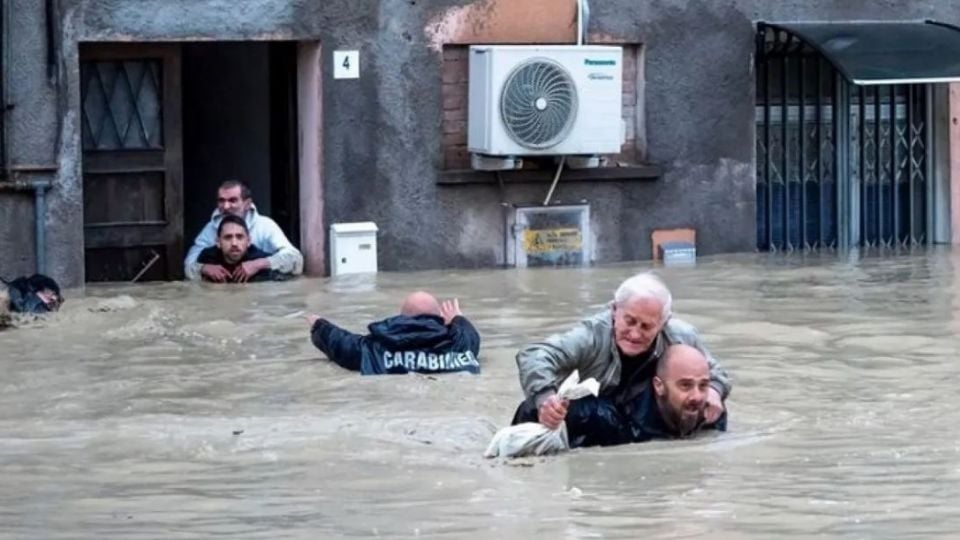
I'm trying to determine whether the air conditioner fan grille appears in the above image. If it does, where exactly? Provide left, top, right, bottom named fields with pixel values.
left=499, top=59, right=577, bottom=150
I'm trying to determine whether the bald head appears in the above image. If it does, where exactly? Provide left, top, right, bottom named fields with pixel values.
left=400, top=291, right=442, bottom=317
left=657, top=344, right=709, bottom=380
left=654, top=344, right=711, bottom=436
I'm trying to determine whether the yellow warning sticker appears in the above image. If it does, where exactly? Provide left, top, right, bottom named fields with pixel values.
left=523, top=228, right=583, bottom=254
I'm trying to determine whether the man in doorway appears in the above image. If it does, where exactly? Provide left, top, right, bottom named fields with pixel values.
left=510, top=271, right=731, bottom=438
left=306, top=291, right=481, bottom=375
left=184, top=180, right=303, bottom=282
left=562, top=344, right=727, bottom=448
left=195, top=215, right=293, bottom=283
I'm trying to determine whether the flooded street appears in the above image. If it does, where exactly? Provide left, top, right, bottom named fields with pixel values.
left=2, top=249, right=960, bottom=539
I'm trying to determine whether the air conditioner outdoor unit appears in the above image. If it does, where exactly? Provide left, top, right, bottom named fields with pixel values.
left=467, top=45, right=623, bottom=168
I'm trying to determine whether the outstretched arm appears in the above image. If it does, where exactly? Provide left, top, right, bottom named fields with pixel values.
left=308, top=315, right=364, bottom=371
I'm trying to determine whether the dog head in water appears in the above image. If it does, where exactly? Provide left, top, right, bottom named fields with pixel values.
left=4, top=274, right=64, bottom=313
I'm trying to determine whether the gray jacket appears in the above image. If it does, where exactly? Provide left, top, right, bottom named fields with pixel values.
left=516, top=308, right=731, bottom=406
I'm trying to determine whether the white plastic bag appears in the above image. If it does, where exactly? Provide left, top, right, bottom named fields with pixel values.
left=484, top=370, right=600, bottom=458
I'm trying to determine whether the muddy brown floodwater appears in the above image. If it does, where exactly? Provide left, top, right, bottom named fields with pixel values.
left=2, top=250, right=960, bottom=538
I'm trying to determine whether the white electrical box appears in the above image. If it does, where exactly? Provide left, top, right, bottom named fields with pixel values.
left=330, top=222, right=378, bottom=276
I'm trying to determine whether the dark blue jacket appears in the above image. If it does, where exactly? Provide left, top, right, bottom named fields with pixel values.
left=563, top=388, right=727, bottom=448
left=621, top=385, right=727, bottom=443
left=310, top=314, right=481, bottom=375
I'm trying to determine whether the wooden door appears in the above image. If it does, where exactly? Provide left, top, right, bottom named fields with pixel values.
left=80, top=44, right=183, bottom=282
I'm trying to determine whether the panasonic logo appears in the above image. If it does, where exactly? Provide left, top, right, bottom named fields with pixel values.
left=584, top=59, right=616, bottom=66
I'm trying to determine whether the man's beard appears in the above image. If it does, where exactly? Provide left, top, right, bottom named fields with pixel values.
left=657, top=393, right=704, bottom=438
left=224, top=250, right=244, bottom=264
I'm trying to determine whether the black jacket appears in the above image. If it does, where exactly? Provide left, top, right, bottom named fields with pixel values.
left=310, top=314, right=481, bottom=375
left=511, top=387, right=727, bottom=448
left=565, top=389, right=728, bottom=448
left=196, top=244, right=288, bottom=282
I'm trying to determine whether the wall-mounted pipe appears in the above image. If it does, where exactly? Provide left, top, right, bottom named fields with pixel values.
left=0, top=180, right=52, bottom=274
left=543, top=156, right=566, bottom=205
left=576, top=0, right=590, bottom=46
left=1, top=0, right=7, bottom=177
left=576, top=0, right=583, bottom=45
left=34, top=183, right=49, bottom=274
left=45, top=0, right=57, bottom=81
left=0, top=0, right=58, bottom=278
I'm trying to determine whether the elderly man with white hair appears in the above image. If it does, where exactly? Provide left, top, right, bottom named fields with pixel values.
left=511, top=271, right=731, bottom=440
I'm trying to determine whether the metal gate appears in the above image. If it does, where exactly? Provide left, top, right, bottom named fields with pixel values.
left=756, top=24, right=931, bottom=251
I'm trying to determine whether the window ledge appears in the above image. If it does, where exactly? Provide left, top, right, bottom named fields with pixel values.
left=437, top=164, right=662, bottom=185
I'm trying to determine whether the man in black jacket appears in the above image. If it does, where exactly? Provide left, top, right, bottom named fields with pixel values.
left=307, top=291, right=481, bottom=375
left=196, top=215, right=291, bottom=283
left=562, top=344, right=727, bottom=448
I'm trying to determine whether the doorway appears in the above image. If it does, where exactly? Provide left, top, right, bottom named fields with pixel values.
left=80, top=41, right=300, bottom=282
left=181, top=41, right=300, bottom=252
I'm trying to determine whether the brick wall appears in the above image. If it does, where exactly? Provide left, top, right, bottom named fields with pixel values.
left=442, top=46, right=471, bottom=169
left=440, top=44, right=643, bottom=170
left=619, top=45, right=640, bottom=164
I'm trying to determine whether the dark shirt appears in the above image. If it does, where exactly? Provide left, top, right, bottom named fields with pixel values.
left=621, top=385, right=727, bottom=443
left=196, top=244, right=288, bottom=282
left=612, top=349, right=657, bottom=405
left=564, top=388, right=727, bottom=448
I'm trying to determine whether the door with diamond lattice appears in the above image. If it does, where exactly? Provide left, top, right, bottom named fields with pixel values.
left=81, top=44, right=183, bottom=281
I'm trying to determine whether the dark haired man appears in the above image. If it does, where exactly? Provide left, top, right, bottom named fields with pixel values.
left=195, top=215, right=291, bottom=283
left=184, top=180, right=303, bottom=282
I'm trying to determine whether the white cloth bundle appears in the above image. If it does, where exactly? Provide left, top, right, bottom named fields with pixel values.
left=484, top=370, right=600, bottom=458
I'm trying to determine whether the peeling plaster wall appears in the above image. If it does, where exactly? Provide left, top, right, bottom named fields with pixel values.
left=3, top=0, right=959, bottom=286
left=1, top=0, right=79, bottom=285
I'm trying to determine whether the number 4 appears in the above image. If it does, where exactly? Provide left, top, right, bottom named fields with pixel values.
left=334, top=51, right=359, bottom=79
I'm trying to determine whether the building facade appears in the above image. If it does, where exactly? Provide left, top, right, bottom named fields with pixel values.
left=1, top=0, right=958, bottom=287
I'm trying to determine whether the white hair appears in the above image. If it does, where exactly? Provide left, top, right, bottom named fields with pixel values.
left=613, top=272, right=672, bottom=322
